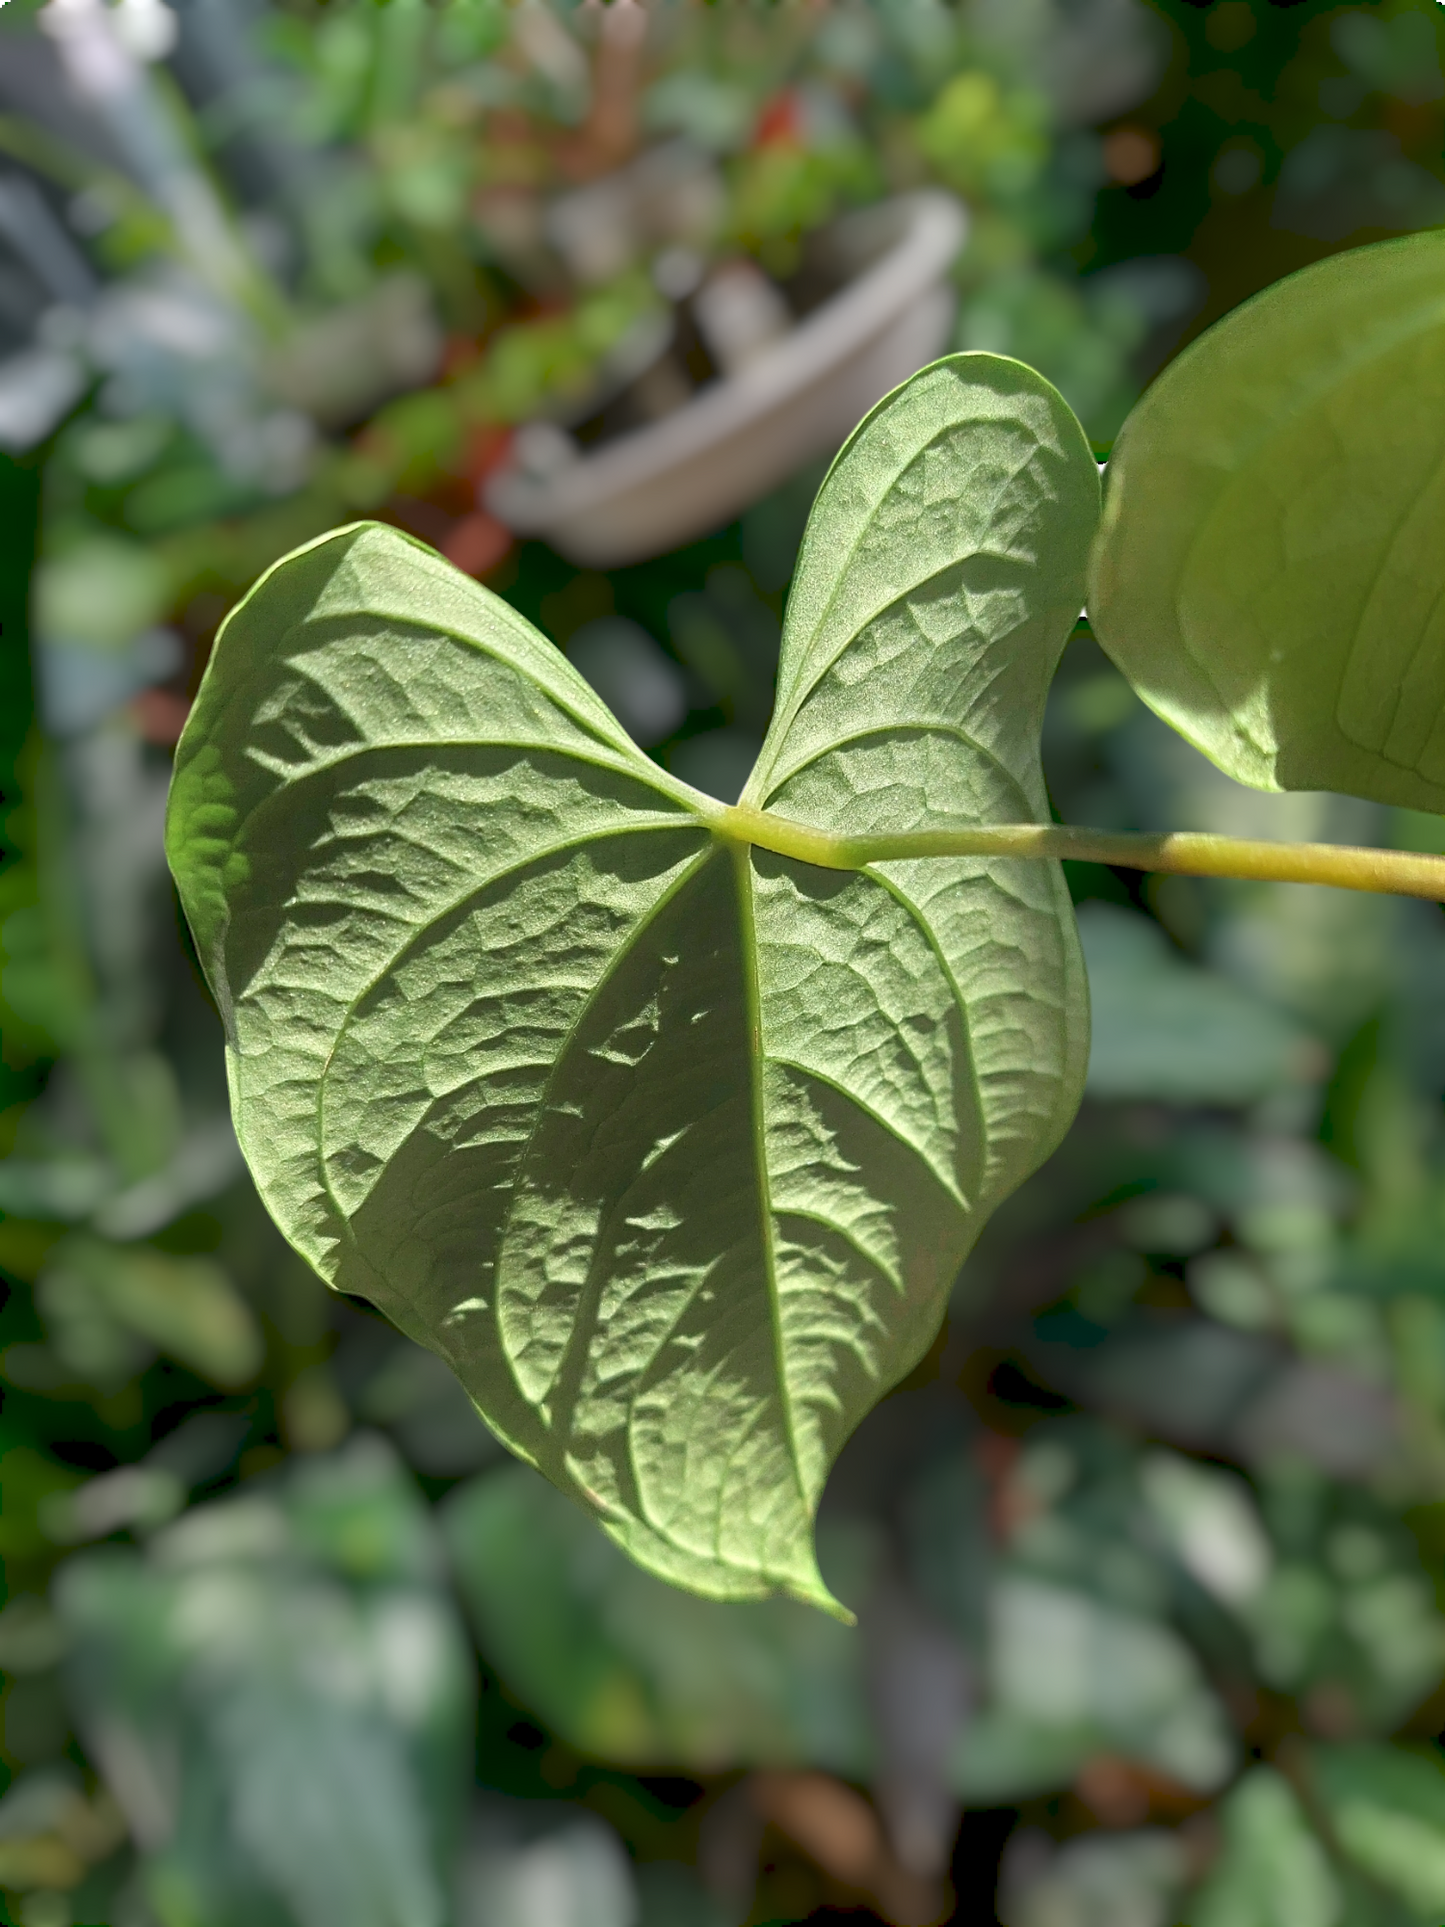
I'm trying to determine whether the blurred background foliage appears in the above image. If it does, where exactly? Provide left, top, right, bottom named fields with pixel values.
left=4, top=1, right=1445, bottom=1924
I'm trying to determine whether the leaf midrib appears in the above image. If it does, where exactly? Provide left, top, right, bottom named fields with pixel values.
left=491, top=840, right=718, bottom=1422
left=731, top=842, right=810, bottom=1524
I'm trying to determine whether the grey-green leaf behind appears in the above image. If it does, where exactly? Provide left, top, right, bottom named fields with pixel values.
left=1088, top=233, right=1445, bottom=811
left=166, top=353, right=1096, bottom=1612
left=444, top=1463, right=870, bottom=1773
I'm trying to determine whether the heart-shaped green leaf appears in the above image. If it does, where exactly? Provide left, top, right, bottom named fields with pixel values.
left=166, top=352, right=1097, bottom=1611
left=1089, top=232, right=1445, bottom=811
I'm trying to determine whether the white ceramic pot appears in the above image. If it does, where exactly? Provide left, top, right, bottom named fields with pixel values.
left=485, top=189, right=967, bottom=567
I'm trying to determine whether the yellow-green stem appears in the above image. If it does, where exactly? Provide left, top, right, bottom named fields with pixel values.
left=716, top=805, right=1445, bottom=903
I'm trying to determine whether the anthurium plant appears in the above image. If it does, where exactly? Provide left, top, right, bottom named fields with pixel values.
left=166, top=232, right=1445, bottom=1617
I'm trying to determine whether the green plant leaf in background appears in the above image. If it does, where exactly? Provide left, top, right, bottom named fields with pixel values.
left=57, top=1437, right=473, bottom=1927
left=165, top=353, right=1097, bottom=1611
left=1077, top=904, right=1320, bottom=1106
left=956, top=1575, right=1235, bottom=1805
left=36, top=1235, right=264, bottom=1390
left=444, top=1463, right=869, bottom=1772
left=1187, top=1767, right=1340, bottom=1927
left=1088, top=232, right=1445, bottom=812
left=1310, top=1743, right=1445, bottom=1924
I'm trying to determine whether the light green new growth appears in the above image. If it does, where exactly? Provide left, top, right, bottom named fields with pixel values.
left=166, top=354, right=1097, bottom=1613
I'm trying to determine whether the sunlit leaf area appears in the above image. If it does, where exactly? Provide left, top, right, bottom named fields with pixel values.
left=6, top=3, right=1445, bottom=1925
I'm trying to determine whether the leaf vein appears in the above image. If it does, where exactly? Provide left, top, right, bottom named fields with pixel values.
left=314, top=819, right=709, bottom=1248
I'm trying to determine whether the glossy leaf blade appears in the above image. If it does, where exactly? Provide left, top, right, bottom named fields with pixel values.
left=166, top=353, right=1096, bottom=1611
left=1089, top=232, right=1445, bottom=810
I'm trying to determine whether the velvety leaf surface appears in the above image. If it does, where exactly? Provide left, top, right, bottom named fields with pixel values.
left=1089, top=233, right=1445, bottom=810
left=165, top=352, right=1096, bottom=1609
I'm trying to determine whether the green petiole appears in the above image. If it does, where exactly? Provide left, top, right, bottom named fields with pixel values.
left=718, top=804, right=1445, bottom=903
